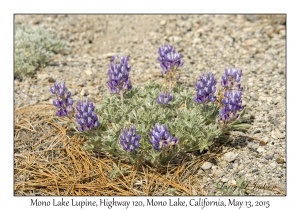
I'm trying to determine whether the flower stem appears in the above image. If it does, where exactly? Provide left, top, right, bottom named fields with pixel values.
left=120, top=89, right=124, bottom=107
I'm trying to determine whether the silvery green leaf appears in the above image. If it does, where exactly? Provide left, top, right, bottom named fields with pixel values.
left=231, top=123, right=251, bottom=130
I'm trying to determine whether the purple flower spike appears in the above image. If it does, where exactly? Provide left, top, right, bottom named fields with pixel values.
left=194, top=72, right=217, bottom=104
left=217, top=90, right=244, bottom=124
left=157, top=44, right=184, bottom=74
left=149, top=123, right=178, bottom=150
left=222, top=90, right=244, bottom=112
left=221, top=68, right=243, bottom=91
left=157, top=92, right=173, bottom=106
left=107, top=55, right=132, bottom=94
left=119, top=125, right=141, bottom=152
left=50, top=82, right=74, bottom=117
left=75, top=98, right=99, bottom=132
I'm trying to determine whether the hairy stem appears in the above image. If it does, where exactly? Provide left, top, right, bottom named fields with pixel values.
left=120, top=89, right=124, bottom=107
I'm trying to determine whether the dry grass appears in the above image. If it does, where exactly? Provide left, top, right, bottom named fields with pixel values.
left=14, top=104, right=285, bottom=196
left=14, top=104, right=209, bottom=196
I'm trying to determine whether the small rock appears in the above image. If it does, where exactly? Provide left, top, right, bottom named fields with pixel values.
left=80, top=89, right=86, bottom=96
left=169, top=36, right=182, bottom=43
left=192, top=38, right=201, bottom=44
left=85, top=70, right=93, bottom=76
left=212, top=168, right=224, bottom=178
left=276, top=158, right=285, bottom=164
left=227, top=163, right=233, bottom=169
left=252, top=168, right=259, bottom=173
left=37, top=74, right=49, bottom=81
left=262, top=136, right=270, bottom=143
left=201, top=162, right=212, bottom=170
left=223, top=152, right=237, bottom=162
left=41, top=92, right=52, bottom=101
left=74, top=80, right=85, bottom=87
left=270, top=162, right=277, bottom=169
left=103, top=52, right=118, bottom=58
left=245, top=38, right=258, bottom=46
left=245, top=15, right=259, bottom=22
left=48, top=77, right=56, bottom=83
left=238, top=164, right=244, bottom=171
left=160, top=20, right=166, bottom=25
left=257, top=146, right=265, bottom=153
left=53, top=70, right=60, bottom=75
left=221, top=178, right=229, bottom=183
left=259, top=141, right=266, bottom=146
left=265, top=151, right=274, bottom=160
left=239, top=170, right=246, bottom=176
left=247, top=142, right=259, bottom=149
left=275, top=130, right=285, bottom=139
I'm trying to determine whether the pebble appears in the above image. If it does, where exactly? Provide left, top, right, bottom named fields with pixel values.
left=257, top=146, right=265, bottom=153
left=223, top=152, right=237, bottom=162
left=221, top=178, right=229, bottom=183
left=37, top=74, right=49, bottom=81
left=265, top=151, right=274, bottom=160
left=201, top=162, right=212, bottom=170
left=227, top=163, right=233, bottom=169
left=85, top=70, right=93, bottom=75
left=275, top=130, right=285, bottom=139
left=212, top=168, right=224, bottom=178
left=238, top=164, right=244, bottom=171
left=270, top=162, right=277, bottom=169
left=80, top=89, right=86, bottom=96
left=247, top=142, right=259, bottom=149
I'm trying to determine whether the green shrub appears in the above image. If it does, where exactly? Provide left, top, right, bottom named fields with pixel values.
left=80, top=83, right=249, bottom=166
left=14, top=24, right=66, bottom=77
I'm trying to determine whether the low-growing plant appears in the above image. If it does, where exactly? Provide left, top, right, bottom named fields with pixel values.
left=49, top=44, right=250, bottom=167
left=14, top=24, right=66, bottom=77
left=215, top=176, right=248, bottom=196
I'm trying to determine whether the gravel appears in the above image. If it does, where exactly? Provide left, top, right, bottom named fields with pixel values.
left=14, top=14, right=286, bottom=195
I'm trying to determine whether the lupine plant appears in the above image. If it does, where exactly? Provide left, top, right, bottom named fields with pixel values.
left=217, top=68, right=247, bottom=128
left=15, top=25, right=66, bottom=77
left=157, top=92, right=173, bottom=106
left=221, top=68, right=243, bottom=91
left=75, top=98, right=100, bottom=132
left=107, top=55, right=132, bottom=106
left=149, top=123, right=179, bottom=165
left=50, top=82, right=74, bottom=117
left=49, top=44, right=250, bottom=166
left=157, top=44, right=184, bottom=91
left=119, top=124, right=140, bottom=153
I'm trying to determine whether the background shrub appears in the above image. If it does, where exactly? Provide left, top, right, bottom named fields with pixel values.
left=14, top=25, right=66, bottom=78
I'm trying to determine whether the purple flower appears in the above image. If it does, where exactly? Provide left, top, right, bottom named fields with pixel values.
left=50, top=82, right=74, bottom=117
left=194, top=72, right=217, bottom=104
left=107, top=55, right=132, bottom=94
left=149, top=123, right=178, bottom=150
left=222, top=90, right=244, bottom=112
left=218, top=108, right=241, bottom=123
left=221, top=68, right=243, bottom=91
left=75, top=98, right=99, bottom=132
left=217, top=90, right=244, bottom=124
left=157, top=92, right=173, bottom=106
left=119, top=125, right=141, bottom=152
left=157, top=44, right=184, bottom=74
